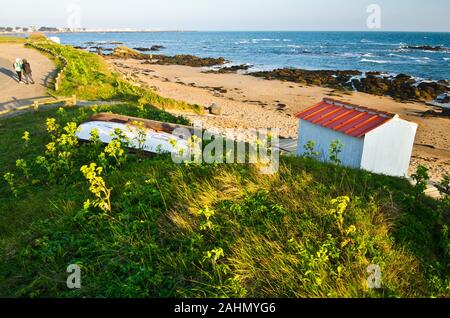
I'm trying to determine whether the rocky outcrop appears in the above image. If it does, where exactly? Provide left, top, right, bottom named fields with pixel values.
left=149, top=54, right=228, bottom=67
left=110, top=46, right=227, bottom=67
left=111, top=46, right=146, bottom=59
left=250, top=68, right=361, bottom=89
left=353, top=74, right=449, bottom=101
left=250, top=68, right=449, bottom=102
left=204, top=64, right=253, bottom=74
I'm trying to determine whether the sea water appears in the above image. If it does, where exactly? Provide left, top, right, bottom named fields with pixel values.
left=49, top=31, right=450, bottom=81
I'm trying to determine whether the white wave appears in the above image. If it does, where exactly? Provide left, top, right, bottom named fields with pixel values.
left=444, top=58, right=450, bottom=61
left=251, top=38, right=280, bottom=42
left=360, top=58, right=391, bottom=64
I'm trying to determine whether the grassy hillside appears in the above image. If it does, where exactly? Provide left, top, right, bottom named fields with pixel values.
left=0, top=103, right=449, bottom=298
left=34, top=41, right=203, bottom=113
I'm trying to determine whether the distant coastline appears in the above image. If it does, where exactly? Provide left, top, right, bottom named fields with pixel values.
left=0, top=30, right=192, bottom=35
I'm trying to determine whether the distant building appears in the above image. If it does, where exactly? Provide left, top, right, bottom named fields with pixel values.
left=296, top=98, right=418, bottom=177
left=38, top=26, right=59, bottom=32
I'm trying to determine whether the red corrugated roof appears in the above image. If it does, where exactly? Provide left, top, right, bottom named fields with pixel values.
left=295, top=98, right=396, bottom=138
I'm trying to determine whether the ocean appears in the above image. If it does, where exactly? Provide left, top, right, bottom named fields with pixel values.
left=48, top=31, right=450, bottom=81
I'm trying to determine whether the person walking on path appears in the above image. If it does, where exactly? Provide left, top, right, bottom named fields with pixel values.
left=13, top=58, right=23, bottom=83
left=22, top=59, right=35, bottom=84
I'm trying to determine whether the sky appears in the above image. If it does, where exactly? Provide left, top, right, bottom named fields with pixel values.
left=1, top=0, right=449, bottom=32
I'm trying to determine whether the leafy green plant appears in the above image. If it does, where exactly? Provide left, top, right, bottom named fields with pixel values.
left=16, top=159, right=31, bottom=180
left=329, top=140, right=343, bottom=165
left=303, top=140, right=319, bottom=159
left=411, top=165, right=430, bottom=197
left=21, top=131, right=30, bottom=148
left=80, top=163, right=112, bottom=213
left=3, top=172, right=18, bottom=197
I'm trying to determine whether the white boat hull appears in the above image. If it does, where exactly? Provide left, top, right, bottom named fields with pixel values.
left=76, top=121, right=189, bottom=155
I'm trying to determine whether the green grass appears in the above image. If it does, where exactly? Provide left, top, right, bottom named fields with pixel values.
left=0, top=36, right=27, bottom=43
left=0, top=104, right=449, bottom=298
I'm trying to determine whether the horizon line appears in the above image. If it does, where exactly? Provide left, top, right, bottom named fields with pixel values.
left=3, top=29, right=450, bottom=34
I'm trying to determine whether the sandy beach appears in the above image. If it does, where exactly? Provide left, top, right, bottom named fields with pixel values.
left=107, top=57, right=450, bottom=181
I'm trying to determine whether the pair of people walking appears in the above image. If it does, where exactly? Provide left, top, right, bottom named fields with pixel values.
left=13, top=58, right=35, bottom=84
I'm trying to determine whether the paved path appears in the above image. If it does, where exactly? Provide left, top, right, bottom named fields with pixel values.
left=0, top=43, right=56, bottom=111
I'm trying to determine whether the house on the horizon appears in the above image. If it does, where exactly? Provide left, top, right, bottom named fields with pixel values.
left=295, top=98, right=418, bottom=177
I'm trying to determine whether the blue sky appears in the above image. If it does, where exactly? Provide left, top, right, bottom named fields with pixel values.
left=1, top=0, right=449, bottom=32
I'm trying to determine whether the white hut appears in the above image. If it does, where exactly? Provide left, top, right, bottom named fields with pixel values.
left=296, top=98, right=418, bottom=177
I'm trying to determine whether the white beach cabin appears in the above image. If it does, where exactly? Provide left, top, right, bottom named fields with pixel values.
left=296, top=98, right=418, bottom=177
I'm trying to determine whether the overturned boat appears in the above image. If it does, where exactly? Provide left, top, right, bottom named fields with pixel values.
left=76, top=113, right=193, bottom=155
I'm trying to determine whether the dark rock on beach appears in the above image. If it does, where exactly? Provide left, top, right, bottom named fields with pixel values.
left=250, top=68, right=361, bottom=90
left=353, top=73, right=449, bottom=101
left=150, top=54, right=228, bottom=67
left=204, top=64, right=253, bottom=74
left=250, top=67, right=449, bottom=102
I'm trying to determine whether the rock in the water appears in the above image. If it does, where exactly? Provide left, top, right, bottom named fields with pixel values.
left=404, top=45, right=449, bottom=52
left=151, top=45, right=166, bottom=51
left=209, top=103, right=222, bottom=115
left=134, top=45, right=165, bottom=52
left=134, top=47, right=152, bottom=52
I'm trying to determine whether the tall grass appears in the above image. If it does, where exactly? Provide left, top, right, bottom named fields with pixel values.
left=0, top=105, right=448, bottom=298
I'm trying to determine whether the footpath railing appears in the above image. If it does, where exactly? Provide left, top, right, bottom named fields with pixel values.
left=25, top=42, right=68, bottom=91
left=0, top=95, right=77, bottom=117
